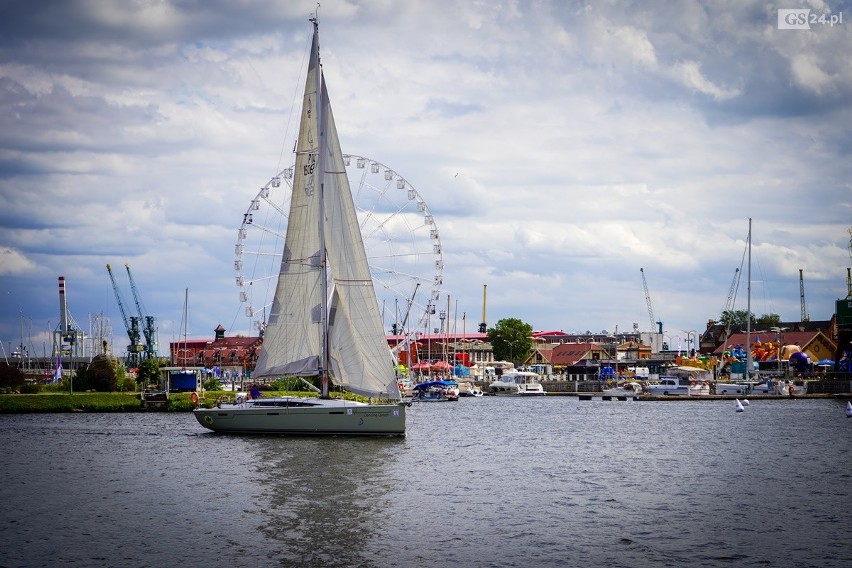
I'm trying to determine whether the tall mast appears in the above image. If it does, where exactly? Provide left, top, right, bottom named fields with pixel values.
left=312, top=17, right=331, bottom=398
left=746, top=218, right=752, bottom=380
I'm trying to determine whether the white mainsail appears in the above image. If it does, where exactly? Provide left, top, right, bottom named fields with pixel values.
left=253, top=22, right=400, bottom=400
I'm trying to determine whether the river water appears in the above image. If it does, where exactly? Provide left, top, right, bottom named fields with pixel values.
left=1, top=396, right=850, bottom=567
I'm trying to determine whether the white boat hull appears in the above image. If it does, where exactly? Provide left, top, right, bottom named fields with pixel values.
left=489, top=386, right=546, bottom=396
left=716, top=383, right=749, bottom=395
left=645, top=385, right=690, bottom=396
left=193, top=398, right=406, bottom=435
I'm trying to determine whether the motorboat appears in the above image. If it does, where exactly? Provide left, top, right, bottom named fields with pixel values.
left=750, top=379, right=806, bottom=395
left=397, top=377, right=415, bottom=398
left=488, top=371, right=546, bottom=396
left=412, top=380, right=459, bottom=402
left=457, top=381, right=484, bottom=397
left=602, top=381, right=643, bottom=400
left=645, top=376, right=691, bottom=396
left=715, top=381, right=750, bottom=395
left=647, top=365, right=712, bottom=396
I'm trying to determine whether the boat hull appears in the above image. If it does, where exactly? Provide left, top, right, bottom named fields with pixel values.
left=193, top=398, right=406, bottom=436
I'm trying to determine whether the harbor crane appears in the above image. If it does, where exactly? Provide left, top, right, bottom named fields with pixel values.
left=723, top=268, right=740, bottom=314
left=640, top=268, right=661, bottom=333
left=125, top=263, right=158, bottom=359
left=106, top=264, right=144, bottom=368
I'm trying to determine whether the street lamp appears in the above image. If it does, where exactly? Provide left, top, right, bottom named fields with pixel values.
left=507, top=339, right=517, bottom=367
left=682, top=329, right=698, bottom=357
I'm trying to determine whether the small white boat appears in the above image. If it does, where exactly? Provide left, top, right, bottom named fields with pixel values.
left=734, top=399, right=745, bottom=413
left=645, top=376, right=691, bottom=396
left=602, top=381, right=643, bottom=400
left=488, top=371, right=546, bottom=396
left=457, top=381, right=484, bottom=397
left=397, top=378, right=415, bottom=398
left=716, top=382, right=749, bottom=395
left=750, top=380, right=807, bottom=395
left=647, top=374, right=710, bottom=396
left=845, top=401, right=852, bottom=418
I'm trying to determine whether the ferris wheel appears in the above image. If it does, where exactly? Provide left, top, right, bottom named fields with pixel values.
left=234, top=154, right=443, bottom=345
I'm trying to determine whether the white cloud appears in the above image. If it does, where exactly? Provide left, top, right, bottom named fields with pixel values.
left=669, top=60, right=741, bottom=100
left=790, top=53, right=834, bottom=94
left=0, top=247, right=36, bottom=275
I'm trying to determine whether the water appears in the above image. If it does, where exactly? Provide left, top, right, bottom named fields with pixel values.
left=1, top=397, right=850, bottom=567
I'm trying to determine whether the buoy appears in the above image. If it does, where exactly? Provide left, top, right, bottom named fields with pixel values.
left=742, top=399, right=749, bottom=407
left=846, top=401, right=852, bottom=418
left=734, top=399, right=744, bottom=413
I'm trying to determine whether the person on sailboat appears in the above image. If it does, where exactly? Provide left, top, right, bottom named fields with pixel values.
left=249, top=385, right=262, bottom=399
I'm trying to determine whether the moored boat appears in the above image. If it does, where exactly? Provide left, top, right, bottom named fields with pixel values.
left=750, top=379, right=807, bottom=395
left=715, top=381, right=749, bottom=395
left=602, top=381, right=643, bottom=400
left=412, top=380, right=459, bottom=402
left=457, top=380, right=484, bottom=397
left=488, top=371, right=546, bottom=396
left=645, top=376, right=691, bottom=396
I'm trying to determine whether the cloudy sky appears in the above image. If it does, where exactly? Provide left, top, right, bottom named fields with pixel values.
left=1, top=0, right=850, bottom=359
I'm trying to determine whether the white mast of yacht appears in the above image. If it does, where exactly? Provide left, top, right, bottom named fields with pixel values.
left=746, top=217, right=752, bottom=380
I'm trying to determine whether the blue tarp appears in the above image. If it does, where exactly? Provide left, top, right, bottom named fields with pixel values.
left=453, top=364, right=470, bottom=377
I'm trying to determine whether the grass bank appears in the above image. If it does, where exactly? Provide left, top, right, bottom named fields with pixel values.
left=0, top=390, right=355, bottom=413
left=0, top=391, right=208, bottom=413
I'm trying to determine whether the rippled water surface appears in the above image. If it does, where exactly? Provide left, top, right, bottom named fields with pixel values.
left=1, top=397, right=850, bottom=567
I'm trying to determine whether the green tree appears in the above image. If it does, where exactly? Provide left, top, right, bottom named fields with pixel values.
left=72, top=362, right=91, bottom=391
left=0, top=362, right=25, bottom=390
left=137, top=358, right=160, bottom=388
left=719, top=309, right=751, bottom=326
left=755, top=313, right=781, bottom=326
left=487, top=318, right=533, bottom=365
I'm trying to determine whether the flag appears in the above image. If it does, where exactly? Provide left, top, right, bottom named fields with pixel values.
left=53, top=355, right=62, bottom=383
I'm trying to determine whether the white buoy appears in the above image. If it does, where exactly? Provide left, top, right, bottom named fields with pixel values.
left=846, top=401, right=852, bottom=418
left=734, top=399, right=745, bottom=413
left=742, top=399, right=750, bottom=407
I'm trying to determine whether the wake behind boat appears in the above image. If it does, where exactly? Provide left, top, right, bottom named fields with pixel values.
left=194, top=18, right=405, bottom=436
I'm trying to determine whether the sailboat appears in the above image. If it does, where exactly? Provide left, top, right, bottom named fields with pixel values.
left=194, top=19, right=406, bottom=435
